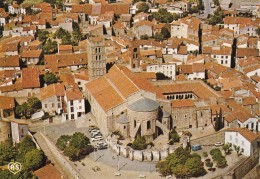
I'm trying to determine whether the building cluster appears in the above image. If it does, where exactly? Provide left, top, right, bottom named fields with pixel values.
left=0, top=0, right=260, bottom=158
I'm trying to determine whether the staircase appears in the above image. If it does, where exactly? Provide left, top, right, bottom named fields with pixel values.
left=156, top=120, right=170, bottom=136
left=130, top=123, right=141, bottom=140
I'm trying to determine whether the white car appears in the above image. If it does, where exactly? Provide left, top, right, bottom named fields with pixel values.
left=91, top=129, right=100, bottom=134
left=91, top=137, right=102, bottom=142
left=214, top=142, right=224, bottom=147
left=95, top=136, right=103, bottom=140
left=97, top=141, right=108, bottom=146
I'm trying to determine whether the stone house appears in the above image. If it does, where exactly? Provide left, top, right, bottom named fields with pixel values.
left=11, top=121, right=29, bottom=144
left=0, top=56, right=20, bottom=71
left=0, top=67, right=41, bottom=98
left=211, top=47, right=232, bottom=68
left=21, top=50, right=43, bottom=65
left=40, top=83, right=85, bottom=121
left=225, top=128, right=258, bottom=156
left=133, top=20, right=153, bottom=39
left=112, top=22, right=126, bottom=37
left=0, top=96, right=15, bottom=119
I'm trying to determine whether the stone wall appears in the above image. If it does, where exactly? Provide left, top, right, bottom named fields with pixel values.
left=232, top=151, right=259, bottom=179
left=40, top=133, right=83, bottom=179
left=107, top=137, right=178, bottom=162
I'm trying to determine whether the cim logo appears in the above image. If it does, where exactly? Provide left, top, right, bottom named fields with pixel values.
left=8, top=162, right=22, bottom=174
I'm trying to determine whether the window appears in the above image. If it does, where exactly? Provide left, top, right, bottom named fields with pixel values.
left=134, top=120, right=136, bottom=128
left=147, top=121, right=151, bottom=129
left=77, top=81, right=81, bottom=85
left=79, top=106, right=82, bottom=109
left=221, top=60, right=223, bottom=64
left=45, top=104, right=47, bottom=108
left=71, top=114, right=74, bottom=119
left=71, top=107, right=74, bottom=112
left=70, top=101, right=73, bottom=105
left=52, top=103, right=54, bottom=108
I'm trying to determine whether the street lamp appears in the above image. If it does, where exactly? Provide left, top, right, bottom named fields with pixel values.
left=117, top=154, right=120, bottom=171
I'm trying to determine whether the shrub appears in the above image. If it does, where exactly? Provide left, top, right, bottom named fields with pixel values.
left=203, top=152, right=208, bottom=158
left=131, top=135, right=147, bottom=150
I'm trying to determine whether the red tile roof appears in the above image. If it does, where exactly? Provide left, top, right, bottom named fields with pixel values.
left=33, top=164, right=62, bottom=179
left=225, top=128, right=258, bottom=142
left=0, top=96, right=15, bottom=109
left=22, top=68, right=40, bottom=89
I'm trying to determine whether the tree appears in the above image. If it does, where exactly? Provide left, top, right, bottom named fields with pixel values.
left=172, top=164, right=189, bottom=178
left=131, top=135, right=147, bottom=150
left=137, top=3, right=149, bottom=13
left=188, top=6, right=199, bottom=14
left=233, top=145, right=241, bottom=156
left=43, top=39, right=58, bottom=54
left=64, top=145, right=79, bottom=161
left=56, top=135, right=71, bottom=150
left=152, top=9, right=174, bottom=23
left=154, top=33, right=164, bottom=42
left=24, top=149, right=45, bottom=171
left=43, top=72, right=58, bottom=85
left=0, top=141, right=16, bottom=165
left=16, top=136, right=36, bottom=162
left=37, top=30, right=49, bottom=42
left=156, top=72, right=169, bottom=80
left=15, top=102, right=30, bottom=118
left=27, top=97, right=42, bottom=113
left=140, top=34, right=149, bottom=40
left=256, top=27, right=260, bottom=36
left=185, top=156, right=206, bottom=177
left=169, top=129, right=180, bottom=143
left=222, top=144, right=232, bottom=155
left=155, top=161, right=172, bottom=176
left=161, top=27, right=171, bottom=39
left=70, top=132, right=90, bottom=149
left=202, top=152, right=208, bottom=158
left=208, top=7, right=224, bottom=25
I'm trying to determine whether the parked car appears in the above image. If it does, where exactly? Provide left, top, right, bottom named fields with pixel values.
left=91, top=129, right=100, bottom=134
left=88, top=126, right=97, bottom=132
left=97, top=144, right=107, bottom=150
left=91, top=137, right=102, bottom=142
left=97, top=141, right=107, bottom=147
left=191, top=144, right=202, bottom=151
left=214, top=142, right=224, bottom=147
left=91, top=133, right=102, bottom=138
left=94, top=136, right=103, bottom=140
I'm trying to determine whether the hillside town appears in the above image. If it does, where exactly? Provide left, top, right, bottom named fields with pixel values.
left=0, top=0, right=260, bottom=178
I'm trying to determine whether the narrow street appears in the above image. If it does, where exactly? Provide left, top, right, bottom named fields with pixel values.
left=203, top=0, right=214, bottom=16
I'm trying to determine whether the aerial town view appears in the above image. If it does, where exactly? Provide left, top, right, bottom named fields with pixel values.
left=1, top=0, right=260, bottom=178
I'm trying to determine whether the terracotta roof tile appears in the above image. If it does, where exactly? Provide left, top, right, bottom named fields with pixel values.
left=86, top=76, right=125, bottom=111
left=0, top=56, right=19, bottom=67
left=172, top=99, right=195, bottom=108
left=66, top=89, right=83, bottom=101
left=237, top=48, right=259, bottom=58
left=33, top=164, right=62, bottom=179
left=21, top=50, right=42, bottom=58
left=22, top=68, right=40, bottom=89
left=0, top=96, right=15, bottom=109
left=40, top=83, right=65, bottom=100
